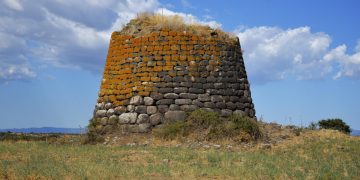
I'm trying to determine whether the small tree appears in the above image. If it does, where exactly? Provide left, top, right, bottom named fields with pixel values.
left=318, top=118, right=351, bottom=134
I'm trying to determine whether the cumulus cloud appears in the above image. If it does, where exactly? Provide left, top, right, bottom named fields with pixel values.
left=323, top=43, right=360, bottom=79
left=0, top=62, right=36, bottom=83
left=3, top=0, right=23, bottom=11
left=2, top=0, right=358, bottom=84
left=236, top=26, right=360, bottom=84
left=0, top=0, right=222, bottom=83
left=0, top=0, right=159, bottom=83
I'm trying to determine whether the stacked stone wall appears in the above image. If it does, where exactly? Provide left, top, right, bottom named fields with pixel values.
left=92, top=30, right=255, bottom=133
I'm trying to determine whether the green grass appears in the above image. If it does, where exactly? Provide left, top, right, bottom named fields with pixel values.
left=1, top=135, right=359, bottom=179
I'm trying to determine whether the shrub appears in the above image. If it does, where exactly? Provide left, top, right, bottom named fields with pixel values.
left=307, top=121, right=318, bottom=130
left=153, top=121, right=187, bottom=140
left=227, top=115, right=262, bottom=139
left=318, top=118, right=351, bottom=134
left=186, top=109, right=220, bottom=129
left=84, top=118, right=105, bottom=144
left=154, top=109, right=262, bottom=142
left=292, top=127, right=303, bottom=136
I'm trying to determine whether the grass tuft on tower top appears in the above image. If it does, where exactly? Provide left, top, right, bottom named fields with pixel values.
left=119, top=12, right=237, bottom=43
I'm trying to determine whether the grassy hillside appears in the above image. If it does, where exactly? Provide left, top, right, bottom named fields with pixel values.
left=0, top=130, right=359, bottom=179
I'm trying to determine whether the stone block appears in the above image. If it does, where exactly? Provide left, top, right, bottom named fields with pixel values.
left=192, top=83, right=203, bottom=89
left=95, top=110, right=107, bottom=118
left=95, top=102, right=104, bottom=109
left=106, top=109, right=115, bottom=116
left=175, top=99, right=192, bottom=105
left=144, top=97, right=154, bottom=105
left=164, top=111, right=187, bottom=121
left=100, top=117, right=108, bottom=125
left=179, top=93, right=198, bottom=99
left=119, top=113, right=137, bottom=124
left=215, top=102, right=226, bottom=109
left=105, top=102, right=113, bottom=109
left=135, top=105, right=147, bottom=114
left=233, top=110, right=245, bottom=117
left=180, top=82, right=192, bottom=87
left=130, top=95, right=143, bottom=105
left=180, top=105, right=198, bottom=112
left=203, top=83, right=214, bottom=89
left=150, top=113, right=163, bottom=125
left=139, top=123, right=152, bottom=133
left=174, top=87, right=188, bottom=93
left=192, top=99, right=204, bottom=107
left=150, top=92, right=164, bottom=100
left=198, top=94, right=210, bottom=102
left=137, top=114, right=149, bottom=124
left=156, top=99, right=174, bottom=105
left=158, top=88, right=174, bottom=93
left=204, top=102, right=216, bottom=108
left=157, top=105, right=169, bottom=113
left=211, top=95, right=224, bottom=102
left=230, top=96, right=240, bottom=102
left=108, top=115, right=118, bottom=125
left=220, top=109, right=232, bottom=117
left=164, top=93, right=179, bottom=99
left=114, top=106, right=127, bottom=115
left=147, top=106, right=157, bottom=114
left=189, top=88, right=204, bottom=94
left=169, top=104, right=180, bottom=110
left=127, top=105, right=135, bottom=112
left=226, top=102, right=237, bottom=110
left=214, top=83, right=226, bottom=89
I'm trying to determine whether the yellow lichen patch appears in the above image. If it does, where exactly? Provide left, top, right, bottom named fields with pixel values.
left=97, top=28, right=241, bottom=106
left=140, top=77, right=150, bottom=81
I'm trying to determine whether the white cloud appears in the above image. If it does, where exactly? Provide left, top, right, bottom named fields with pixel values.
left=0, top=60, right=36, bottom=83
left=236, top=26, right=360, bottom=83
left=3, top=0, right=23, bottom=11
left=323, top=43, right=360, bottom=79
left=0, top=1, right=223, bottom=83
left=0, top=0, right=159, bottom=82
left=5, top=0, right=358, bottom=84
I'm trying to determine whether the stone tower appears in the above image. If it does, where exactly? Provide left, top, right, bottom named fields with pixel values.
left=90, top=19, right=255, bottom=134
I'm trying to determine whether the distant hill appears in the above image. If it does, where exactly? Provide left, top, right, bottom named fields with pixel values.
left=351, top=129, right=360, bottom=136
left=0, top=127, right=85, bottom=134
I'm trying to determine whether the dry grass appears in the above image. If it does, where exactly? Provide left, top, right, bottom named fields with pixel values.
left=0, top=130, right=359, bottom=179
left=119, top=12, right=237, bottom=42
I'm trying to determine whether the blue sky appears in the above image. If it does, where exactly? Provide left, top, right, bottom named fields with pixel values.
left=1, top=0, right=359, bottom=129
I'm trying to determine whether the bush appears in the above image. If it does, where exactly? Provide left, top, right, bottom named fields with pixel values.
left=153, top=121, right=188, bottom=140
left=154, top=109, right=262, bottom=142
left=227, top=115, right=262, bottom=139
left=84, top=118, right=105, bottom=144
left=186, top=109, right=220, bottom=129
left=318, top=118, right=351, bottom=134
left=307, top=121, right=318, bottom=130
